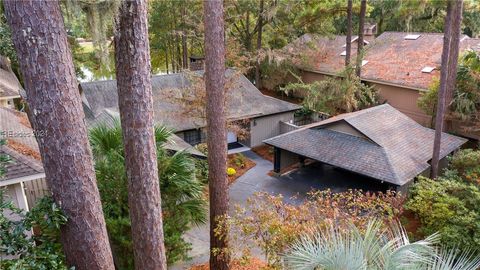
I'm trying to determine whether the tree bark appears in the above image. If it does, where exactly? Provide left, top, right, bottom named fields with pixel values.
left=255, top=0, right=264, bottom=89
left=181, top=4, right=189, bottom=69
left=345, top=0, right=353, bottom=66
left=203, top=1, right=230, bottom=269
left=431, top=0, right=463, bottom=178
left=445, top=1, right=463, bottom=112
left=3, top=1, right=114, bottom=269
left=114, top=1, right=167, bottom=269
left=356, top=0, right=367, bottom=77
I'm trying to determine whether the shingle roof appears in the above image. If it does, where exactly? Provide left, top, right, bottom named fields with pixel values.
left=84, top=107, right=206, bottom=158
left=285, top=34, right=361, bottom=74
left=0, top=108, right=44, bottom=185
left=0, top=145, right=44, bottom=185
left=80, top=69, right=300, bottom=132
left=289, top=32, right=480, bottom=90
left=264, top=104, right=467, bottom=185
left=0, top=56, right=22, bottom=99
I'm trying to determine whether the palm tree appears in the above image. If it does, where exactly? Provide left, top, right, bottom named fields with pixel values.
left=89, top=121, right=207, bottom=266
left=284, top=220, right=480, bottom=270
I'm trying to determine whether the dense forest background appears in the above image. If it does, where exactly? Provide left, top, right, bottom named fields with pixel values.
left=1, top=0, right=480, bottom=83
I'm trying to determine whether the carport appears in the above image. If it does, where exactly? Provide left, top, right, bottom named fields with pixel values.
left=264, top=104, right=467, bottom=192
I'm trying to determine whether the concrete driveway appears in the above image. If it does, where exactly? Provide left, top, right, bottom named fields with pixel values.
left=171, top=151, right=389, bottom=269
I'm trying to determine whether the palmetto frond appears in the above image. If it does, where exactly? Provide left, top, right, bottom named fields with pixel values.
left=284, top=219, right=479, bottom=270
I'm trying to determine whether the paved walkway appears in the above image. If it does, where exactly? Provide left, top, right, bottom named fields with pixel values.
left=171, top=151, right=389, bottom=269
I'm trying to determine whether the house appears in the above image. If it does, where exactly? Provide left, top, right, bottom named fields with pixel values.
left=0, top=107, right=48, bottom=211
left=80, top=69, right=301, bottom=149
left=0, top=56, right=22, bottom=109
left=264, top=104, right=467, bottom=192
left=285, top=31, right=480, bottom=139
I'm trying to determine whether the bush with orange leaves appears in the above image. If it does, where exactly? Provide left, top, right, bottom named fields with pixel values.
left=219, top=189, right=404, bottom=269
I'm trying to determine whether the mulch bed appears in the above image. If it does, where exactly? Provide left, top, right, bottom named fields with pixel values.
left=227, top=153, right=256, bottom=185
left=400, top=210, right=424, bottom=240
left=190, top=258, right=269, bottom=270
left=251, top=145, right=274, bottom=163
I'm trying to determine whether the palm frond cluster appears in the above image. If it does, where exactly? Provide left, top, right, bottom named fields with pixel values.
left=284, top=219, right=480, bottom=270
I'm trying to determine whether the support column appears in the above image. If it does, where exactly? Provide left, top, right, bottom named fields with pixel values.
left=273, top=147, right=281, bottom=173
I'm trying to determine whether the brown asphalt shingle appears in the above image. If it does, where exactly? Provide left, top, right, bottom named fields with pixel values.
left=288, top=32, right=480, bottom=90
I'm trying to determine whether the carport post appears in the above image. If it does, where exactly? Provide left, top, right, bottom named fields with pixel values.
left=274, top=147, right=281, bottom=173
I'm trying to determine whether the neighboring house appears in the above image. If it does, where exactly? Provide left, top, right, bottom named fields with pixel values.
left=286, top=31, right=480, bottom=139
left=80, top=69, right=301, bottom=149
left=0, top=56, right=22, bottom=109
left=264, top=104, right=467, bottom=192
left=0, top=107, right=48, bottom=211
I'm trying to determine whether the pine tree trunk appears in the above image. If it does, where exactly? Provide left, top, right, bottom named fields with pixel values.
left=431, top=0, right=463, bottom=178
left=3, top=2, right=114, bottom=269
left=114, top=1, right=167, bottom=269
left=356, top=0, right=367, bottom=77
left=345, top=0, right=353, bottom=66
left=255, top=0, right=264, bottom=90
left=445, top=1, right=463, bottom=112
left=204, top=1, right=230, bottom=269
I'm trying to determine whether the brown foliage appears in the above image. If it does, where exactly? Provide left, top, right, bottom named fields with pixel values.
left=223, top=190, right=405, bottom=268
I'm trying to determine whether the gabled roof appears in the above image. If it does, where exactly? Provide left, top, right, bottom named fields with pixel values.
left=0, top=108, right=44, bottom=186
left=288, top=32, right=480, bottom=90
left=264, top=104, right=467, bottom=186
left=0, top=56, right=22, bottom=100
left=80, top=69, right=300, bottom=132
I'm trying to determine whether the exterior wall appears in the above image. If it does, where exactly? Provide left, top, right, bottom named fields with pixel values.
left=279, top=121, right=299, bottom=134
left=369, top=82, right=432, bottom=127
left=2, top=183, right=29, bottom=211
left=249, top=112, right=296, bottom=147
left=23, top=177, right=50, bottom=209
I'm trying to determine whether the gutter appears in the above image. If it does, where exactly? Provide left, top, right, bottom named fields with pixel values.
left=0, top=172, right=46, bottom=187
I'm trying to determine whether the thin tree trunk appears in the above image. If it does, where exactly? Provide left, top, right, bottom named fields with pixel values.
left=255, top=0, right=264, bottom=89
left=345, top=0, right=353, bottom=66
left=204, top=1, right=230, bottom=269
left=356, top=0, right=367, bottom=77
left=114, top=1, right=167, bottom=269
left=4, top=1, right=114, bottom=269
left=181, top=3, right=189, bottom=69
left=431, top=0, right=462, bottom=178
left=165, top=49, right=169, bottom=74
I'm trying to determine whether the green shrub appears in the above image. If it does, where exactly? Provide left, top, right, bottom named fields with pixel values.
left=90, top=123, right=207, bottom=268
left=0, top=194, right=70, bottom=270
left=406, top=149, right=480, bottom=249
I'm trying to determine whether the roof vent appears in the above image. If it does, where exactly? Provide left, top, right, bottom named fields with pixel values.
left=340, top=51, right=347, bottom=56
left=405, top=34, right=421, bottom=40
left=421, top=66, right=435, bottom=73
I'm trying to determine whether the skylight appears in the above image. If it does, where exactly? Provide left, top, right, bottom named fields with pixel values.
left=404, top=34, right=421, bottom=40
left=340, top=51, right=347, bottom=56
left=421, top=66, right=435, bottom=73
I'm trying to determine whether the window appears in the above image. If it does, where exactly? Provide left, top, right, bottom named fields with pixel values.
left=183, top=129, right=202, bottom=145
